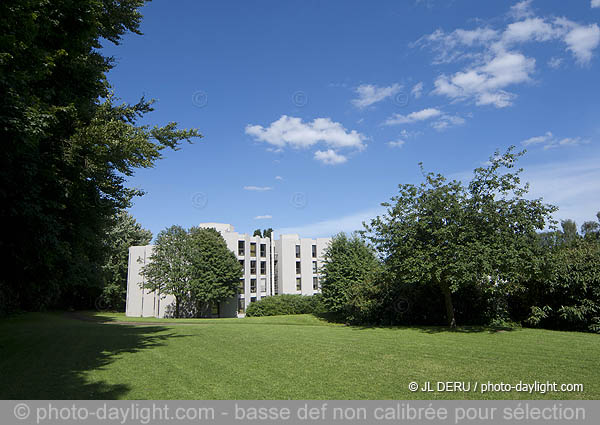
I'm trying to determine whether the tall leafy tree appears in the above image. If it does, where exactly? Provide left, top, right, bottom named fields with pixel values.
left=141, top=226, right=191, bottom=318
left=101, top=211, right=152, bottom=310
left=187, top=227, right=243, bottom=316
left=0, top=0, right=200, bottom=313
left=365, top=147, right=556, bottom=327
left=320, top=233, right=381, bottom=317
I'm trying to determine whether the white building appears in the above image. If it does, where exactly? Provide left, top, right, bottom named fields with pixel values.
left=125, top=223, right=331, bottom=318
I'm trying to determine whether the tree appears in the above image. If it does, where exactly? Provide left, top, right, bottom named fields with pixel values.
left=141, top=226, right=192, bottom=318
left=187, top=227, right=243, bottom=316
left=364, top=147, right=556, bottom=327
left=0, top=1, right=201, bottom=314
left=252, top=228, right=274, bottom=238
left=100, top=211, right=152, bottom=310
left=320, top=233, right=381, bottom=318
left=141, top=226, right=242, bottom=318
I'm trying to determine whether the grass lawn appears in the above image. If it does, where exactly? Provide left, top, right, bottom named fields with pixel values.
left=0, top=311, right=598, bottom=400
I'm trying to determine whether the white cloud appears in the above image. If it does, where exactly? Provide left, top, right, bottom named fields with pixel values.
left=275, top=176, right=283, bottom=180
left=246, top=115, right=366, bottom=152
left=500, top=18, right=558, bottom=46
left=254, top=215, right=273, bottom=220
left=411, top=27, right=499, bottom=64
left=314, top=149, right=348, bottom=165
left=563, top=23, right=600, bottom=64
left=522, top=131, right=553, bottom=146
left=411, top=82, right=424, bottom=98
left=509, top=0, right=534, bottom=20
left=547, top=57, right=563, bottom=68
left=431, top=114, right=466, bottom=131
left=415, top=5, right=600, bottom=108
left=387, top=140, right=405, bottom=148
left=592, top=0, right=600, bottom=8
left=521, top=131, right=588, bottom=149
left=433, top=51, right=535, bottom=107
left=244, top=186, right=273, bottom=191
left=384, top=108, right=442, bottom=125
left=352, top=83, right=403, bottom=108
left=275, top=207, right=384, bottom=238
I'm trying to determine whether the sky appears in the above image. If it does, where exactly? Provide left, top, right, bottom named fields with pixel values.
left=101, top=0, right=600, bottom=239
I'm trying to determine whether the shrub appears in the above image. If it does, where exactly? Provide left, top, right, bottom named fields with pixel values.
left=245, top=294, right=325, bottom=317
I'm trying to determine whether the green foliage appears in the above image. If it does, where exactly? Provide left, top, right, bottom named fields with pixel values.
left=364, top=147, right=557, bottom=327
left=100, top=211, right=152, bottom=310
left=187, top=227, right=243, bottom=315
left=141, top=226, right=191, bottom=318
left=0, top=0, right=200, bottom=314
left=142, top=226, right=242, bottom=318
left=245, top=294, right=325, bottom=317
left=320, top=233, right=382, bottom=318
left=522, top=234, right=600, bottom=333
left=252, top=228, right=273, bottom=238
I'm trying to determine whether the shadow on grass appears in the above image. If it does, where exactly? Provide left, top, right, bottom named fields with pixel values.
left=313, top=312, right=516, bottom=333
left=0, top=312, right=186, bottom=399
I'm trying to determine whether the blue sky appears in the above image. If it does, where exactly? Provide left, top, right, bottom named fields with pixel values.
left=102, top=0, right=600, bottom=239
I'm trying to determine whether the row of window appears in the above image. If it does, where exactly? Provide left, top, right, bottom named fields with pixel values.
left=295, top=245, right=318, bottom=258
left=295, top=277, right=320, bottom=291
left=238, top=241, right=267, bottom=257
left=239, top=259, right=267, bottom=275
left=239, top=278, right=267, bottom=294
left=295, top=261, right=318, bottom=274
left=238, top=241, right=319, bottom=260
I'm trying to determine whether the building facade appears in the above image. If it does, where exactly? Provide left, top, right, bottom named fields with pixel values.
left=125, top=223, right=331, bottom=318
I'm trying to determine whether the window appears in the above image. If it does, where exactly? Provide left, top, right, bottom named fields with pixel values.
left=313, top=277, right=319, bottom=290
left=312, top=245, right=317, bottom=258
left=260, top=243, right=266, bottom=257
left=250, top=242, right=256, bottom=257
left=260, top=261, right=266, bottom=275
left=238, top=299, right=245, bottom=313
left=295, top=245, right=301, bottom=258
left=260, top=278, right=266, bottom=293
left=239, top=279, right=245, bottom=295
left=296, top=277, right=302, bottom=291
left=238, top=240, right=245, bottom=256
left=251, top=296, right=256, bottom=303
left=239, top=259, right=244, bottom=271
left=250, top=260, right=256, bottom=275
left=250, top=278, right=257, bottom=293
left=312, top=261, right=318, bottom=274
left=296, top=261, right=301, bottom=274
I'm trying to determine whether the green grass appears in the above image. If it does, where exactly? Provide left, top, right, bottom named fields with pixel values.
left=1, top=312, right=598, bottom=399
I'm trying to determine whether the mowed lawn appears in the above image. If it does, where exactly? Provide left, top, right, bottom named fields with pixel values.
left=0, top=312, right=598, bottom=400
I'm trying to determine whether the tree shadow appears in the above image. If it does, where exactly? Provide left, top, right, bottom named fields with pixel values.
left=0, top=312, right=186, bottom=399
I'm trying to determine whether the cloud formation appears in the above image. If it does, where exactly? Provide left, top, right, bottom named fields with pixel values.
left=413, top=4, right=600, bottom=107
left=314, top=149, right=348, bottom=165
left=254, top=215, right=273, bottom=220
left=521, top=131, right=587, bottom=149
left=244, top=186, right=273, bottom=191
left=352, top=83, right=403, bottom=108
left=246, top=115, right=366, bottom=151
left=387, top=140, right=405, bottom=148
left=384, top=108, right=442, bottom=125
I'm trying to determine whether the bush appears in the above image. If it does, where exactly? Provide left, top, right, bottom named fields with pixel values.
left=245, top=294, right=325, bottom=317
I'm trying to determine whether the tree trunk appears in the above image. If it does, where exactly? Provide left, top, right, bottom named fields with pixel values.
left=440, top=282, right=456, bottom=328
left=175, top=298, right=180, bottom=318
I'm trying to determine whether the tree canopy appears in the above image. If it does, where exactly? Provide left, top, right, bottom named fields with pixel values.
left=142, top=226, right=242, bottom=318
left=0, top=0, right=200, bottom=314
left=364, top=147, right=556, bottom=327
